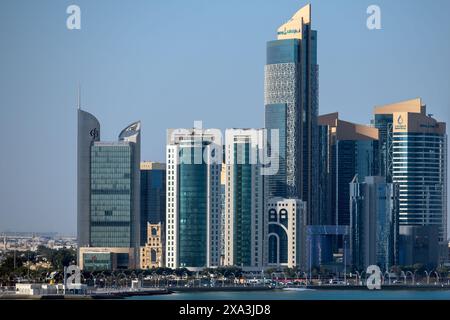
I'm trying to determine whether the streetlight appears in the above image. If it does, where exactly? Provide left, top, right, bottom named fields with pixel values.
left=183, top=271, right=188, bottom=288
left=400, top=271, right=406, bottom=285
left=406, top=271, right=415, bottom=286
left=162, top=271, right=167, bottom=288
left=383, top=271, right=391, bottom=285
left=425, top=270, right=430, bottom=285
left=433, top=271, right=440, bottom=285
left=355, top=271, right=361, bottom=286
left=343, top=238, right=347, bottom=285
left=228, top=272, right=236, bottom=287
left=150, top=272, right=156, bottom=287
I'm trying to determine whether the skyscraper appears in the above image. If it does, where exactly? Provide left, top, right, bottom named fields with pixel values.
left=165, top=127, right=222, bottom=270
left=77, top=109, right=100, bottom=249
left=220, top=165, right=226, bottom=266
left=224, top=129, right=264, bottom=269
left=318, top=113, right=379, bottom=226
left=350, top=176, right=399, bottom=271
left=264, top=3, right=319, bottom=224
left=140, top=161, right=166, bottom=245
left=77, top=109, right=141, bottom=270
left=373, top=98, right=447, bottom=260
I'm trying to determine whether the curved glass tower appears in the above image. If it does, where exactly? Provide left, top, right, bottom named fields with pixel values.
left=178, top=144, right=208, bottom=267
left=77, top=109, right=100, bottom=248
left=78, top=110, right=141, bottom=270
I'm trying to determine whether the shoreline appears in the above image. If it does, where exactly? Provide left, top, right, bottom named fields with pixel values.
left=2, top=284, right=450, bottom=300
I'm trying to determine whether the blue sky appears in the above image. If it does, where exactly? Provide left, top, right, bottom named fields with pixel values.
left=0, top=0, right=449, bottom=234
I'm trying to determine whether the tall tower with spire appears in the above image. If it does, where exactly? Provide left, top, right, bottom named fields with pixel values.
left=77, top=97, right=141, bottom=270
left=264, top=3, right=319, bottom=224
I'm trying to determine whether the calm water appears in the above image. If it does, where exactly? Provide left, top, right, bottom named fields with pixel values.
left=128, top=289, right=450, bottom=300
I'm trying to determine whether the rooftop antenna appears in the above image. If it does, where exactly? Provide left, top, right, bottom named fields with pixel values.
left=77, top=83, right=81, bottom=110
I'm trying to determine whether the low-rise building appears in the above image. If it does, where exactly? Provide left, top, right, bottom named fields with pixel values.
left=79, top=247, right=137, bottom=271
left=267, top=198, right=307, bottom=269
left=140, top=223, right=164, bottom=269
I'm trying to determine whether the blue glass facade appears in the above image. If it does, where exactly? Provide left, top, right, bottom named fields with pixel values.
left=232, top=143, right=252, bottom=266
left=318, top=125, right=332, bottom=225
left=90, top=144, right=133, bottom=248
left=393, top=132, right=446, bottom=240
left=265, top=103, right=287, bottom=198
left=375, top=111, right=447, bottom=244
left=266, top=39, right=300, bottom=65
left=374, top=114, right=393, bottom=182
left=178, top=145, right=208, bottom=268
left=350, top=177, right=399, bottom=271
left=330, top=140, right=379, bottom=226
left=140, top=168, right=166, bottom=245
left=306, top=225, right=349, bottom=269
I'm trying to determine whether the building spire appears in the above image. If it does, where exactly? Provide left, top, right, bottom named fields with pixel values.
left=77, top=83, right=81, bottom=110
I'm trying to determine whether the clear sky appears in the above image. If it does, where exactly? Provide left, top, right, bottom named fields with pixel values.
left=0, top=0, right=449, bottom=235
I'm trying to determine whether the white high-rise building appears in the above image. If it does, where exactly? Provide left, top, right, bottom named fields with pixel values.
left=224, top=129, right=264, bottom=269
left=165, top=127, right=222, bottom=270
left=374, top=98, right=448, bottom=262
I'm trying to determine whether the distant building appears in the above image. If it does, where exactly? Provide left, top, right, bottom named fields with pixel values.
left=140, top=161, right=166, bottom=246
left=373, top=98, right=447, bottom=261
left=165, top=127, right=222, bottom=270
left=140, top=223, right=164, bottom=269
left=267, top=198, right=307, bottom=269
left=224, top=129, right=264, bottom=269
left=350, top=176, right=399, bottom=271
left=77, top=109, right=141, bottom=270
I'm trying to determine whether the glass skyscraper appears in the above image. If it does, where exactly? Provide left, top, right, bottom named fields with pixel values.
left=264, top=4, right=319, bottom=224
left=90, top=142, right=134, bottom=248
left=140, top=162, right=166, bottom=245
left=224, top=129, right=264, bottom=268
left=166, top=128, right=222, bottom=270
left=318, top=113, right=379, bottom=226
left=77, top=108, right=141, bottom=270
left=373, top=99, right=447, bottom=260
left=350, top=176, right=399, bottom=271
left=77, top=109, right=100, bottom=249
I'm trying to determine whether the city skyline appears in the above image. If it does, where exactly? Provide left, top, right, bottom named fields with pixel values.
left=1, top=0, right=450, bottom=234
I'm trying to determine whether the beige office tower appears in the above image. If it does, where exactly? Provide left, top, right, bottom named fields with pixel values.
left=374, top=98, right=447, bottom=263
left=224, top=129, right=264, bottom=269
left=140, top=223, right=165, bottom=269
